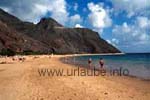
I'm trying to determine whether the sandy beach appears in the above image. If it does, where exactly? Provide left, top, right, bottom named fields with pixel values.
left=0, top=55, right=150, bottom=100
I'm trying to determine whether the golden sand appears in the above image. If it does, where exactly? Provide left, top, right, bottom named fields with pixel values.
left=0, top=55, right=150, bottom=100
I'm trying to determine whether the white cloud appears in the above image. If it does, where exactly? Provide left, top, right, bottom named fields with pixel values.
left=47, top=0, right=69, bottom=24
left=0, top=6, right=11, bottom=12
left=112, top=17, right=150, bottom=52
left=68, top=14, right=83, bottom=27
left=75, top=24, right=83, bottom=28
left=0, top=0, right=69, bottom=24
left=106, top=39, right=119, bottom=47
left=112, top=38, right=119, bottom=44
left=106, top=40, right=111, bottom=44
left=122, top=22, right=131, bottom=33
left=110, top=0, right=150, bottom=18
left=137, top=16, right=150, bottom=28
left=0, top=0, right=84, bottom=28
left=87, top=2, right=112, bottom=29
left=70, top=14, right=82, bottom=25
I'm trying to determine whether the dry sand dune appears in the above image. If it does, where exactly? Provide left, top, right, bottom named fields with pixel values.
left=0, top=55, right=150, bottom=100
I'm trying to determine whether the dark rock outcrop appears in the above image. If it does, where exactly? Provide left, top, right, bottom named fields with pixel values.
left=0, top=21, right=51, bottom=53
left=0, top=8, right=121, bottom=54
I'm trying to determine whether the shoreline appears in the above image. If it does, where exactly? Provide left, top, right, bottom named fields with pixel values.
left=0, top=55, right=150, bottom=100
left=60, top=55, right=150, bottom=81
left=61, top=53, right=125, bottom=57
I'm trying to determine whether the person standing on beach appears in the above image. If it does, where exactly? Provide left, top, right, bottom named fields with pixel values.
left=99, top=58, right=104, bottom=69
left=88, top=58, right=92, bottom=68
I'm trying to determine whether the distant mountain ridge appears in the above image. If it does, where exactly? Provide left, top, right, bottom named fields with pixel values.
left=0, top=8, right=121, bottom=54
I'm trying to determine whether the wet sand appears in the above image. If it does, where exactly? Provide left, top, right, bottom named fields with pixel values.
left=0, top=55, right=150, bottom=100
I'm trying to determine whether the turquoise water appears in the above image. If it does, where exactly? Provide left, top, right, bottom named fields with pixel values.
left=68, top=53, right=150, bottom=80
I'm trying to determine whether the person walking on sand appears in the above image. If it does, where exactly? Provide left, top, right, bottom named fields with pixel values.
left=99, top=58, right=104, bottom=69
left=88, top=58, right=92, bottom=68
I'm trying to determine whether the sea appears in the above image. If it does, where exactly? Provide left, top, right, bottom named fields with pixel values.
left=66, top=53, right=150, bottom=80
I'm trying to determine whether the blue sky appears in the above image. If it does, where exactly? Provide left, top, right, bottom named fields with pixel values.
left=0, top=0, right=150, bottom=53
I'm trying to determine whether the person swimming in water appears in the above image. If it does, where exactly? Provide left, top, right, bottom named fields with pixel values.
left=99, top=58, right=104, bottom=69
left=88, top=58, right=92, bottom=68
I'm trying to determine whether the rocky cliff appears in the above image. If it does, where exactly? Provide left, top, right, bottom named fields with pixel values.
left=0, top=8, right=121, bottom=54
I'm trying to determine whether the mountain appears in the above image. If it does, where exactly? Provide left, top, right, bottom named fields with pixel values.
left=0, top=21, right=51, bottom=53
left=0, top=8, right=121, bottom=54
